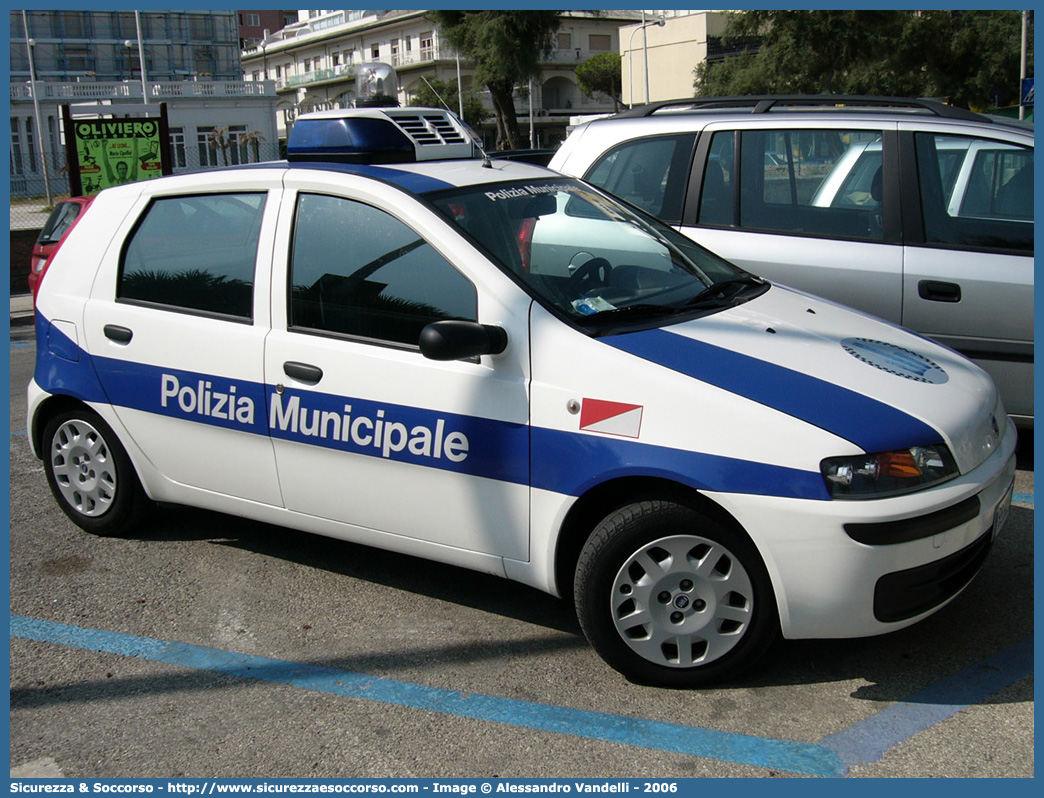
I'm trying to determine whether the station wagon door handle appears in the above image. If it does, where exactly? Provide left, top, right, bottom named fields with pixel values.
left=283, top=361, right=324, bottom=384
left=103, top=324, right=133, bottom=344
left=918, top=280, right=962, bottom=303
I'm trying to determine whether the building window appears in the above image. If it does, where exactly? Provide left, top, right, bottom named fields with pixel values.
left=420, top=33, right=434, bottom=61
left=371, top=43, right=380, bottom=60
left=169, top=127, right=187, bottom=169
left=228, top=125, right=249, bottom=165
left=245, top=13, right=260, bottom=27
left=304, top=58, right=312, bottom=73
left=10, top=119, right=24, bottom=176
left=64, top=44, right=95, bottom=73
left=197, top=127, right=221, bottom=168
left=557, top=32, right=572, bottom=50
left=193, top=45, right=216, bottom=75
left=275, top=65, right=282, bottom=79
left=391, top=38, right=400, bottom=65
left=59, top=11, right=90, bottom=38
left=49, top=115, right=64, bottom=171
left=589, top=34, right=611, bottom=52
left=332, top=53, right=340, bottom=67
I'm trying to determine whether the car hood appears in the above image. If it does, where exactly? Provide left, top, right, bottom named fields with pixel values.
left=603, top=285, right=1005, bottom=475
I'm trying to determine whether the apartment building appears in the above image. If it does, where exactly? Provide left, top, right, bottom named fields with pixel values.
left=241, top=9, right=643, bottom=149
left=10, top=9, right=280, bottom=198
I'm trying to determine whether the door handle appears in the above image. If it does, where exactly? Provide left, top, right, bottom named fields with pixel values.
left=283, top=361, right=323, bottom=384
left=103, top=324, right=133, bottom=344
left=918, top=280, right=961, bottom=303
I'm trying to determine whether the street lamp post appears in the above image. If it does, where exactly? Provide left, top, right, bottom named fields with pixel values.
left=627, top=14, right=665, bottom=109
left=21, top=10, right=53, bottom=207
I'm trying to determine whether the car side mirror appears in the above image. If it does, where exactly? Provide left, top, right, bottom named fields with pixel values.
left=419, top=320, right=508, bottom=361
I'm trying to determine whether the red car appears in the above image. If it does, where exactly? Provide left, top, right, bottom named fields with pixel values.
left=29, top=196, right=93, bottom=303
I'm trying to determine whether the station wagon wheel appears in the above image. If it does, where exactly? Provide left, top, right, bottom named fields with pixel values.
left=41, top=409, right=150, bottom=537
left=574, top=500, right=778, bottom=687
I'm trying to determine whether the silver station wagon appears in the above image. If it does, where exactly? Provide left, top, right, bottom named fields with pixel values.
left=550, top=96, right=1034, bottom=429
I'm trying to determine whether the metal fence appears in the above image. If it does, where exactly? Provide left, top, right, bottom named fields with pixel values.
left=10, top=139, right=283, bottom=231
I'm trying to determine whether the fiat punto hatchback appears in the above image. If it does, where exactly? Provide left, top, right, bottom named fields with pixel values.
left=28, top=108, right=1016, bottom=687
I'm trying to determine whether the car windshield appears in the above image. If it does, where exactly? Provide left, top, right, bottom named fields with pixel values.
left=428, top=178, right=766, bottom=332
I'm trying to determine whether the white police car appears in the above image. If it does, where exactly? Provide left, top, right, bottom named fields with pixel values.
left=28, top=108, right=1016, bottom=687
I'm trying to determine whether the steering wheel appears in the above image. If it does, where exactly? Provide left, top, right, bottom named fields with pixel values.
left=567, top=257, right=611, bottom=295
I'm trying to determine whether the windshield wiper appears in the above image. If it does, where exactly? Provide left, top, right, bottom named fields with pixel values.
left=684, top=274, right=767, bottom=308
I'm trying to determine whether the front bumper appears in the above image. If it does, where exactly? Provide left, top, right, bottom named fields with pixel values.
left=709, top=420, right=1018, bottom=640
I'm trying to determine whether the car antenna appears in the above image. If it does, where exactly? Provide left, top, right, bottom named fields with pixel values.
left=419, top=75, right=492, bottom=168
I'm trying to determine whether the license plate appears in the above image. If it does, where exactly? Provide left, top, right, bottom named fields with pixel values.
left=992, top=479, right=1015, bottom=539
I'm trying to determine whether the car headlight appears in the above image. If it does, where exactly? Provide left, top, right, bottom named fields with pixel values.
left=821, top=444, right=959, bottom=499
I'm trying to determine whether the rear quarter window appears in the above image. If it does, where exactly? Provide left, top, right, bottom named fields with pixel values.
left=118, top=193, right=266, bottom=320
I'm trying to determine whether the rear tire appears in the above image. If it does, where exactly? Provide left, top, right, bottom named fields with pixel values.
left=41, top=408, right=150, bottom=537
left=574, top=499, right=778, bottom=687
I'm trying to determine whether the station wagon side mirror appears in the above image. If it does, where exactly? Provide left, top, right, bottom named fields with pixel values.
left=419, top=320, right=508, bottom=361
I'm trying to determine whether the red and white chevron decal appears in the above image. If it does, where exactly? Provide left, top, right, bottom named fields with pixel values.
left=579, top=398, right=644, bottom=439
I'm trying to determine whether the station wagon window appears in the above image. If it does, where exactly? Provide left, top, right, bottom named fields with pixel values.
left=289, top=193, right=477, bottom=347
left=584, top=133, right=695, bottom=223
left=915, top=133, right=1033, bottom=253
left=119, top=193, right=265, bottom=320
left=700, top=129, right=886, bottom=240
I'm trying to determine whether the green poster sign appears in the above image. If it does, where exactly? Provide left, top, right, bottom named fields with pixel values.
left=73, top=118, right=164, bottom=195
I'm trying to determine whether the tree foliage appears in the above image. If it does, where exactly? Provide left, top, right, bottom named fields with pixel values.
left=695, top=10, right=1032, bottom=110
left=430, top=10, right=560, bottom=149
left=576, top=52, right=623, bottom=111
left=406, top=76, right=490, bottom=130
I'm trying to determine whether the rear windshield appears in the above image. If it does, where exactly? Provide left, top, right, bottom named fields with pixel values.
left=36, top=201, right=84, bottom=245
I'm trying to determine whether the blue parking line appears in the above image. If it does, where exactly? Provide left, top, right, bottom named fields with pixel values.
left=11, top=614, right=844, bottom=777
left=818, top=636, right=1033, bottom=768
left=10, top=615, right=1035, bottom=777
left=1012, top=492, right=1033, bottom=506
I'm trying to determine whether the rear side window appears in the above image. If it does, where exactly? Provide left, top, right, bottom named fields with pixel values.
left=289, top=193, right=477, bottom=347
left=584, top=134, right=695, bottom=223
left=915, top=133, right=1033, bottom=253
left=120, top=193, right=266, bottom=320
left=699, top=129, right=886, bottom=241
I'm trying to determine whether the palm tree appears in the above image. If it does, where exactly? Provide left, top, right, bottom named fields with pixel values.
left=207, top=127, right=230, bottom=166
left=238, top=130, right=267, bottom=163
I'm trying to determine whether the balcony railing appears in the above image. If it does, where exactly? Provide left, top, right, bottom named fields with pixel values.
left=10, top=80, right=276, bottom=102
left=285, top=64, right=358, bottom=89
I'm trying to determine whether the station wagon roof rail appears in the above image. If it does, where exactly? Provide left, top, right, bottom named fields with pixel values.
left=613, top=95, right=993, bottom=123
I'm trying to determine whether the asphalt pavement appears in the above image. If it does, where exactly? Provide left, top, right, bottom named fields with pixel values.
left=11, top=293, right=33, bottom=327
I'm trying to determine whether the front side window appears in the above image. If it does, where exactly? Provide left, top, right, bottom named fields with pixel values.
left=915, top=133, right=1033, bottom=253
left=429, top=178, right=761, bottom=334
left=119, top=193, right=266, bottom=319
left=290, top=194, right=477, bottom=347
left=584, top=134, right=696, bottom=223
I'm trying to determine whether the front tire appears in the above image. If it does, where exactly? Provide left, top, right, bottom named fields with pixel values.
left=574, top=500, right=778, bottom=687
left=41, top=408, right=149, bottom=537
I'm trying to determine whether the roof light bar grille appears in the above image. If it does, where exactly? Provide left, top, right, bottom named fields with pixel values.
left=391, top=112, right=468, bottom=146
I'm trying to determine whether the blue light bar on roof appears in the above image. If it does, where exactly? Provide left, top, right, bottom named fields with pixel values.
left=287, top=117, right=415, bottom=164
left=287, top=108, right=477, bottom=164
